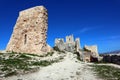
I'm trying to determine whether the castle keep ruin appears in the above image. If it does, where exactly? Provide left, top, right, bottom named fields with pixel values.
left=6, top=6, right=99, bottom=62
left=6, top=6, right=51, bottom=54
left=55, top=35, right=81, bottom=52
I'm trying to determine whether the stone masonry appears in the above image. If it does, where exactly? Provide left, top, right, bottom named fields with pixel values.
left=55, top=35, right=81, bottom=52
left=55, top=35, right=99, bottom=62
left=6, top=6, right=51, bottom=54
left=83, top=45, right=99, bottom=62
left=84, top=45, right=99, bottom=57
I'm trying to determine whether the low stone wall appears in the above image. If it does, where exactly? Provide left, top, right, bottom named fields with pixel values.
left=102, top=55, right=120, bottom=65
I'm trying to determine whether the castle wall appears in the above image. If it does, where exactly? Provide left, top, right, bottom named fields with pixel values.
left=55, top=38, right=65, bottom=50
left=66, top=35, right=74, bottom=43
left=75, top=38, right=81, bottom=51
left=84, top=45, right=99, bottom=57
left=55, top=35, right=81, bottom=52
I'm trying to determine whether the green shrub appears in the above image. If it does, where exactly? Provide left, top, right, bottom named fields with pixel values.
left=26, top=53, right=39, bottom=57
left=18, top=54, right=31, bottom=60
left=74, top=52, right=81, bottom=61
left=83, top=47, right=91, bottom=52
left=60, top=50, right=65, bottom=53
left=39, top=55, right=45, bottom=57
left=32, top=60, right=51, bottom=66
left=53, top=46, right=65, bottom=53
left=1, top=58, right=30, bottom=70
left=39, top=52, right=54, bottom=57
left=53, top=46, right=61, bottom=52
left=5, top=71, right=17, bottom=77
left=1, top=67, right=12, bottom=71
left=46, top=52, right=54, bottom=56
left=11, top=51, right=17, bottom=54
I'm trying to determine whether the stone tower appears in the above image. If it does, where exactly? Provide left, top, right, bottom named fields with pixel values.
left=75, top=38, right=81, bottom=51
left=6, top=6, right=50, bottom=54
left=55, top=38, right=65, bottom=50
left=54, top=35, right=81, bottom=52
left=66, top=34, right=74, bottom=43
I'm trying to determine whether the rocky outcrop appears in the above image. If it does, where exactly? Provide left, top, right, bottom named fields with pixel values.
left=6, top=6, right=51, bottom=54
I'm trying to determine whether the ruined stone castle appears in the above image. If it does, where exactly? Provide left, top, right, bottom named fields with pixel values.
left=6, top=6, right=51, bottom=54
left=55, top=35, right=81, bottom=52
left=55, top=35, right=99, bottom=62
left=6, top=6, right=99, bottom=62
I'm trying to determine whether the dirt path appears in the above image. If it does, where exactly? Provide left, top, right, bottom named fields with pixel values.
left=96, top=63, right=120, bottom=69
left=5, top=52, right=102, bottom=80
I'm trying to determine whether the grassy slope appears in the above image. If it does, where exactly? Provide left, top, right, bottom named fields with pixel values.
left=0, top=52, right=64, bottom=77
left=90, top=64, right=120, bottom=80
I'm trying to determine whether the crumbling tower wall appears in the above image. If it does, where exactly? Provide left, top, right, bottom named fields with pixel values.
left=6, top=6, right=50, bottom=54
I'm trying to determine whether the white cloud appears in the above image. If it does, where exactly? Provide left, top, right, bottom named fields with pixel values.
left=96, top=35, right=120, bottom=42
left=107, top=35, right=120, bottom=40
left=79, top=27, right=92, bottom=33
left=73, top=27, right=97, bottom=35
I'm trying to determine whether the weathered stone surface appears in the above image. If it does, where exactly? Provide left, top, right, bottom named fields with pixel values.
left=55, top=38, right=65, bottom=50
left=102, top=55, right=120, bottom=65
left=55, top=35, right=81, bottom=52
left=66, top=35, right=74, bottom=43
left=75, top=38, right=81, bottom=51
left=65, top=35, right=75, bottom=52
left=6, top=6, right=51, bottom=54
left=84, top=45, right=99, bottom=57
left=82, top=52, right=91, bottom=62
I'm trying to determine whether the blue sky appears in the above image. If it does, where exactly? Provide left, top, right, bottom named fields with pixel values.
left=0, top=0, right=120, bottom=53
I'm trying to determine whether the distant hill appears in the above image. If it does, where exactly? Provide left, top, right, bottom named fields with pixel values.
left=100, top=50, right=120, bottom=65
left=100, top=50, right=120, bottom=55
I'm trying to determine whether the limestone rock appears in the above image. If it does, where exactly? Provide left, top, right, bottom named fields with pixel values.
left=6, top=6, right=51, bottom=54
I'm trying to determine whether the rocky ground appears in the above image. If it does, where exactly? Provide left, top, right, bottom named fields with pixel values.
left=3, top=52, right=101, bottom=80
left=0, top=51, right=120, bottom=80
